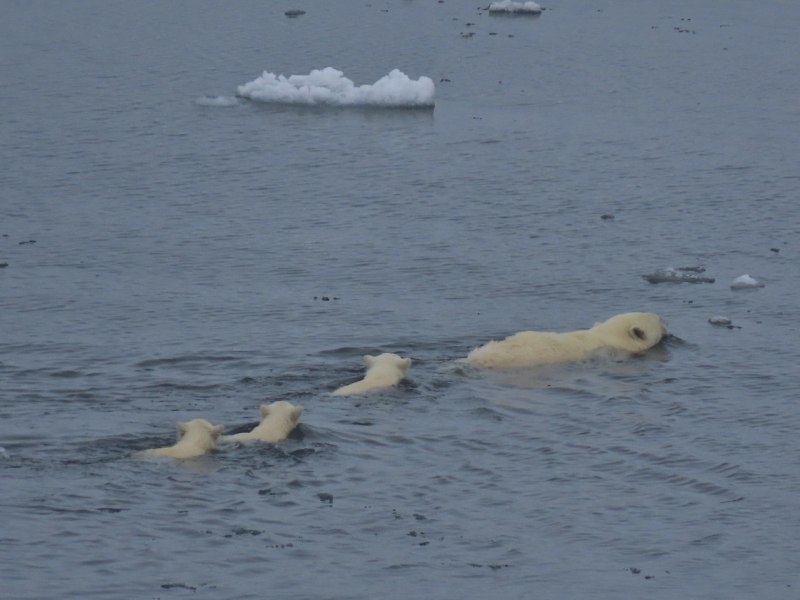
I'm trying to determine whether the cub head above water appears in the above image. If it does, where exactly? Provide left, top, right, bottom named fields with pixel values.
left=221, top=401, right=304, bottom=443
left=140, top=418, right=225, bottom=459
left=332, top=353, right=412, bottom=396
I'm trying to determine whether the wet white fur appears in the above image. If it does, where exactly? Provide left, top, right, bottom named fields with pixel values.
left=466, top=312, right=667, bottom=369
left=142, top=419, right=225, bottom=459
left=332, top=353, right=412, bottom=396
left=222, top=401, right=304, bottom=443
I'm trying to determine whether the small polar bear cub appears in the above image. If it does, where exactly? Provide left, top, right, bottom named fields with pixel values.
left=332, top=353, right=412, bottom=396
left=222, top=401, right=304, bottom=443
left=466, top=312, right=667, bottom=369
left=141, top=418, right=225, bottom=459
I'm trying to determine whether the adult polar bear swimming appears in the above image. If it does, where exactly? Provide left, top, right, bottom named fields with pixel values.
left=222, top=401, right=304, bottom=443
left=466, top=312, right=667, bottom=369
left=141, top=418, right=225, bottom=459
left=332, top=353, right=412, bottom=396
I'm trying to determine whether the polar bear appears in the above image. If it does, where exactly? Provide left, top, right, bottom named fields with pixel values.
left=332, top=353, right=412, bottom=396
left=222, top=401, right=304, bottom=443
left=466, top=312, right=667, bottom=369
left=141, top=418, right=225, bottom=459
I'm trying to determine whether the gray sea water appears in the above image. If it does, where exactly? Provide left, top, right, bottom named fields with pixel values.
left=2, top=1, right=799, bottom=598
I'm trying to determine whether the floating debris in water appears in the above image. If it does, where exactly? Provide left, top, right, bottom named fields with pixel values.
left=285, top=9, right=306, bottom=17
left=161, top=583, right=197, bottom=591
left=600, top=214, right=615, bottom=220
left=642, top=267, right=715, bottom=284
left=730, top=274, right=764, bottom=290
left=676, top=265, right=706, bottom=273
left=708, top=316, right=732, bottom=326
left=488, top=1, right=542, bottom=14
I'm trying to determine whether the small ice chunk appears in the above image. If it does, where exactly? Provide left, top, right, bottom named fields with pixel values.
left=730, top=274, right=765, bottom=290
left=488, top=1, right=543, bottom=14
left=643, top=267, right=715, bottom=284
left=708, top=316, right=732, bottom=326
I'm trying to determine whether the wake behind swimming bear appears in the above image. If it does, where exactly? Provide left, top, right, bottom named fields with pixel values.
left=466, top=312, right=667, bottom=369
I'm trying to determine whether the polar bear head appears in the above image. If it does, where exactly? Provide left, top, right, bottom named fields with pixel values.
left=364, top=353, right=412, bottom=375
left=259, top=401, right=304, bottom=431
left=591, top=312, right=667, bottom=353
left=140, top=418, right=225, bottom=459
left=177, top=418, right=225, bottom=446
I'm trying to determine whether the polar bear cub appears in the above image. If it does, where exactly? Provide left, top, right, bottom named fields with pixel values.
left=332, top=353, right=412, bottom=396
left=142, top=418, right=225, bottom=459
left=466, top=312, right=667, bottom=369
left=222, top=401, right=304, bottom=443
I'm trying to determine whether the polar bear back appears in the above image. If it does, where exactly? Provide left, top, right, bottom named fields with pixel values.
left=466, top=312, right=666, bottom=369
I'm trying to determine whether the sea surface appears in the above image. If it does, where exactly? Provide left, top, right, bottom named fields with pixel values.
left=1, top=1, right=799, bottom=598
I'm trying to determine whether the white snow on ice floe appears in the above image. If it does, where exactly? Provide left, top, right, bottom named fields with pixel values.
left=236, top=67, right=435, bottom=107
left=195, top=96, right=239, bottom=107
left=730, top=274, right=765, bottom=290
left=488, top=1, right=542, bottom=14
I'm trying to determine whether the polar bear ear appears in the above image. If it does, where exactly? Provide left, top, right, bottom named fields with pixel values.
left=630, top=326, right=648, bottom=341
left=364, top=355, right=376, bottom=368
left=176, top=422, right=188, bottom=439
left=210, top=424, right=224, bottom=439
left=290, top=406, right=304, bottom=423
left=260, top=404, right=272, bottom=420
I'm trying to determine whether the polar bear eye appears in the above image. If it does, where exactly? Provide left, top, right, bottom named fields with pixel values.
left=632, top=327, right=647, bottom=340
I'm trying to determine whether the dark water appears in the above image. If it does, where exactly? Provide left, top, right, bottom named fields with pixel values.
left=2, top=1, right=799, bottom=598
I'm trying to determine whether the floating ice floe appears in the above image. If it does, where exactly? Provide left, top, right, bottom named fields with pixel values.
left=730, top=274, right=765, bottom=290
left=708, top=316, right=732, bottom=326
left=642, top=267, right=715, bottom=284
left=236, top=67, right=435, bottom=108
left=195, top=96, right=239, bottom=107
left=488, top=1, right=543, bottom=14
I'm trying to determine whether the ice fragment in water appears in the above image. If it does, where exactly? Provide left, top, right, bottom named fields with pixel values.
left=488, top=1, right=543, bottom=14
left=643, top=267, right=715, bottom=284
left=708, top=316, right=732, bottom=326
left=730, top=274, right=764, bottom=290
left=236, top=68, right=435, bottom=108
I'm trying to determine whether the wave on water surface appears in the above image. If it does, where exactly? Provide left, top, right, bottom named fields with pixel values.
left=236, top=67, right=435, bottom=108
left=195, top=95, right=239, bottom=107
